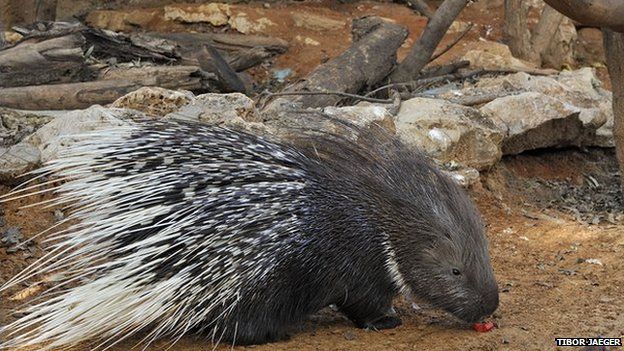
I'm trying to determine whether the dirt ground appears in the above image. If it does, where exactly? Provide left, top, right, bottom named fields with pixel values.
left=1, top=149, right=623, bottom=351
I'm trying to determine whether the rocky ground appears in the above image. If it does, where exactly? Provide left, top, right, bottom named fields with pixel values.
left=0, top=0, right=622, bottom=351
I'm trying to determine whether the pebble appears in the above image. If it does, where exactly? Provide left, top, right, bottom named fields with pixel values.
left=1, top=226, right=22, bottom=246
left=343, top=331, right=356, bottom=340
left=54, top=210, right=65, bottom=221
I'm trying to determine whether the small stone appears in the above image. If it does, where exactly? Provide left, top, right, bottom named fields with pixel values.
left=1, top=227, right=22, bottom=246
left=585, top=258, right=603, bottom=266
left=53, top=210, right=65, bottom=222
left=343, top=331, right=357, bottom=340
left=292, top=12, right=346, bottom=31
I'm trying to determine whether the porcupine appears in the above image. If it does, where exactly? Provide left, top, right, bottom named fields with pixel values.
left=0, top=118, right=499, bottom=349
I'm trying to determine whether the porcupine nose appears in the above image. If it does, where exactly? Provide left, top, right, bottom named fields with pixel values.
left=480, top=286, right=499, bottom=319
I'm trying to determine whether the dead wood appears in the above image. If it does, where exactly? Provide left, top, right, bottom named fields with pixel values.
left=368, top=67, right=557, bottom=98
left=504, top=2, right=565, bottom=65
left=82, top=29, right=179, bottom=63
left=603, top=29, right=624, bottom=185
left=264, top=16, right=407, bottom=109
left=0, top=33, right=94, bottom=87
left=404, top=0, right=435, bottom=19
left=419, top=60, right=470, bottom=78
left=544, top=0, right=624, bottom=32
left=149, top=32, right=288, bottom=72
left=429, top=22, right=474, bottom=63
left=198, top=45, right=247, bottom=94
left=389, top=0, right=469, bottom=83
left=0, top=65, right=208, bottom=110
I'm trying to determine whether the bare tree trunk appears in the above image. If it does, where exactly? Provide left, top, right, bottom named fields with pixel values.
left=389, top=0, right=468, bottom=83
left=0, top=66, right=207, bottom=110
left=265, top=16, right=407, bottom=109
left=35, top=0, right=58, bottom=22
left=503, top=0, right=532, bottom=60
left=531, top=5, right=565, bottom=63
left=603, top=29, right=624, bottom=182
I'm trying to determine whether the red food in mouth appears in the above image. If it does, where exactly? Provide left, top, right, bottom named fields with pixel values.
left=473, top=321, right=495, bottom=332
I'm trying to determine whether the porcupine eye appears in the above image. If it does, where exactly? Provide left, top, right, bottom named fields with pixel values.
left=452, top=268, right=461, bottom=276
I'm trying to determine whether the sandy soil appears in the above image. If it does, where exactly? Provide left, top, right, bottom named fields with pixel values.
left=1, top=149, right=622, bottom=351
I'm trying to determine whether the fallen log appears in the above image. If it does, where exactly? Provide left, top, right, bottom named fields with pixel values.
left=0, top=65, right=209, bottom=110
left=149, top=32, right=289, bottom=71
left=198, top=45, right=247, bottom=93
left=83, top=29, right=179, bottom=63
left=264, top=16, right=407, bottom=109
left=0, top=33, right=94, bottom=87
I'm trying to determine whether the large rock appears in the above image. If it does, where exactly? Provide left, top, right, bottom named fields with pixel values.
left=163, top=4, right=231, bottom=25
left=28, top=106, right=134, bottom=163
left=464, top=68, right=613, bottom=148
left=0, top=108, right=53, bottom=147
left=0, top=109, right=54, bottom=183
left=262, top=101, right=397, bottom=143
left=0, top=106, right=136, bottom=184
left=322, top=103, right=396, bottom=132
left=480, top=92, right=583, bottom=155
left=112, top=87, right=195, bottom=116
left=0, top=142, right=41, bottom=184
left=166, top=92, right=272, bottom=135
left=461, top=41, right=536, bottom=71
left=542, top=17, right=577, bottom=69
left=395, top=98, right=503, bottom=170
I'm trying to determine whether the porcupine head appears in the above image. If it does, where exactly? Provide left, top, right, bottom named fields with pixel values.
left=383, top=169, right=500, bottom=323
left=309, top=126, right=500, bottom=327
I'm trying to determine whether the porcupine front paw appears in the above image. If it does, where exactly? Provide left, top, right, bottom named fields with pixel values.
left=340, top=303, right=402, bottom=331
left=362, top=315, right=402, bottom=330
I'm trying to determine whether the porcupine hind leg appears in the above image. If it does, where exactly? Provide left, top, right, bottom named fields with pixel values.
left=339, top=294, right=402, bottom=330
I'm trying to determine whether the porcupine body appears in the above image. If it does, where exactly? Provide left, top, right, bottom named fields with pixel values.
left=0, top=119, right=498, bottom=349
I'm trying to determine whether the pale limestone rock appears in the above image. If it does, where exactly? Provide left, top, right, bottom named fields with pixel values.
left=396, top=98, right=503, bottom=170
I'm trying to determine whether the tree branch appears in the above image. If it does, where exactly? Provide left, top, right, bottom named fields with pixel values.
left=530, top=4, right=564, bottom=63
left=404, top=0, right=435, bottom=19
left=389, top=0, right=469, bottom=83
left=429, top=22, right=473, bottom=62
left=544, top=0, right=624, bottom=32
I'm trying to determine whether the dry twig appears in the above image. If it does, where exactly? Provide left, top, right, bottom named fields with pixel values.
left=429, top=22, right=474, bottom=63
